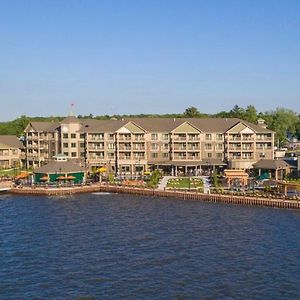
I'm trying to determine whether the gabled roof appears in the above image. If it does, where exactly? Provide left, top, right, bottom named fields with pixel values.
left=0, top=135, right=24, bottom=149
left=24, top=121, right=60, bottom=133
left=171, top=121, right=201, bottom=133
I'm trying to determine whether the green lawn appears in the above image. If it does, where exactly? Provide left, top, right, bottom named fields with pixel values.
left=167, top=177, right=203, bottom=189
left=0, top=168, right=27, bottom=177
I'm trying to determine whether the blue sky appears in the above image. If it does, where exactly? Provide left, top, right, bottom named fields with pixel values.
left=0, top=0, right=299, bottom=120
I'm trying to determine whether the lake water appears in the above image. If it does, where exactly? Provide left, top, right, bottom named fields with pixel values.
left=1, top=193, right=300, bottom=299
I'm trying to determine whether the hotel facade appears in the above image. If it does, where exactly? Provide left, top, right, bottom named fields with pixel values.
left=24, top=116, right=275, bottom=175
left=0, top=135, right=24, bottom=169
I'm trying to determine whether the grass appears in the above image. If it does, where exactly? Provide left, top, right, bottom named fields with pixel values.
left=0, top=168, right=28, bottom=177
left=167, top=177, right=203, bottom=189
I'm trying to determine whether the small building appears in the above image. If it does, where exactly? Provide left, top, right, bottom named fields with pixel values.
left=33, top=154, right=85, bottom=184
left=252, top=159, right=291, bottom=181
left=0, top=135, right=24, bottom=168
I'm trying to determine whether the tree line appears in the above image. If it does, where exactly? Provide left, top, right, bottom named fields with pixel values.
left=0, top=105, right=299, bottom=147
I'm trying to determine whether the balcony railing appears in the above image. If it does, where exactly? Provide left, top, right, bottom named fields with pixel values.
left=119, top=156, right=132, bottom=160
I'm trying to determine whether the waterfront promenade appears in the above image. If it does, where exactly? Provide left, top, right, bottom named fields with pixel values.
left=8, top=183, right=300, bottom=210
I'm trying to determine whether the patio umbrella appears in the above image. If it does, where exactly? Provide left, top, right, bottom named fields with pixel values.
left=40, top=175, right=49, bottom=181
left=16, top=172, right=29, bottom=179
left=57, top=176, right=67, bottom=180
left=66, top=175, right=75, bottom=180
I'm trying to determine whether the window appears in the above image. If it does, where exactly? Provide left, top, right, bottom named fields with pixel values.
left=71, top=143, right=76, bottom=148
left=80, top=152, right=85, bottom=157
left=151, top=133, right=158, bottom=140
left=151, top=143, right=158, bottom=150
left=80, top=134, right=85, bottom=139
left=217, top=153, right=223, bottom=158
left=151, top=153, right=158, bottom=158
left=80, top=142, right=85, bottom=148
left=71, top=133, right=76, bottom=139
left=216, top=143, right=223, bottom=150
left=108, top=143, right=115, bottom=149
left=64, top=152, right=69, bottom=156
left=121, top=166, right=130, bottom=172
left=109, top=134, right=115, bottom=140
left=63, top=133, right=68, bottom=139
left=216, top=134, right=223, bottom=140
left=162, top=134, right=169, bottom=140
left=205, top=134, right=212, bottom=140
left=205, top=143, right=212, bottom=150
left=108, top=152, right=115, bottom=159
left=71, top=152, right=77, bottom=157
left=163, top=153, right=169, bottom=158
left=63, top=143, right=68, bottom=148
left=207, top=152, right=212, bottom=158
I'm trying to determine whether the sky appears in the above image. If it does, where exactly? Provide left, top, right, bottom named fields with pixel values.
left=0, top=0, right=299, bottom=120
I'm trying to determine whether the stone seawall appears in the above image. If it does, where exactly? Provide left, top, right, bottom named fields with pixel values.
left=9, top=184, right=300, bottom=210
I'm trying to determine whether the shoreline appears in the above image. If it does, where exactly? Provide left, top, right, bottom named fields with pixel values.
left=6, top=184, right=300, bottom=210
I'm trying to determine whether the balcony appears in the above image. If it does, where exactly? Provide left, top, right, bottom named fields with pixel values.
left=119, top=146, right=132, bottom=151
left=187, top=136, right=200, bottom=141
left=187, top=155, right=199, bottom=160
left=119, top=156, right=132, bottom=160
left=173, top=137, right=187, bottom=141
left=187, top=146, right=200, bottom=151
left=228, top=137, right=241, bottom=141
left=118, top=136, right=131, bottom=141
left=89, top=145, right=104, bottom=149
left=173, top=155, right=187, bottom=160
left=173, top=146, right=186, bottom=151
left=133, top=147, right=145, bottom=151
left=242, top=147, right=254, bottom=151
left=133, top=136, right=144, bottom=141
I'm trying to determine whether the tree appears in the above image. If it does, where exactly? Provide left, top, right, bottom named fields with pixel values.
left=264, top=108, right=299, bottom=146
left=229, top=105, right=245, bottom=119
left=243, top=105, right=258, bottom=123
left=184, top=106, right=201, bottom=118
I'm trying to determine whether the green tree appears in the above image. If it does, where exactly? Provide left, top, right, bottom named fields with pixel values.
left=264, top=108, right=299, bottom=146
left=243, top=105, right=258, bottom=123
left=184, top=106, right=201, bottom=118
left=229, top=105, right=245, bottom=119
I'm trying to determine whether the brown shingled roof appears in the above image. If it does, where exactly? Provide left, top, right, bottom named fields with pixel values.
left=24, top=117, right=274, bottom=134
left=0, top=135, right=24, bottom=149
left=34, top=161, right=85, bottom=174
left=252, top=159, right=290, bottom=170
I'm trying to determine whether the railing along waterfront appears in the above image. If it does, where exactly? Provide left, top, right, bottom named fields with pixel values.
left=9, top=184, right=300, bottom=210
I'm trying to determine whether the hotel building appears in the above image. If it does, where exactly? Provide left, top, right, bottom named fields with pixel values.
left=24, top=116, right=275, bottom=175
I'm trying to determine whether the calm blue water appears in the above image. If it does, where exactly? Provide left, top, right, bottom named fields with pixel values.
left=1, top=193, right=300, bottom=299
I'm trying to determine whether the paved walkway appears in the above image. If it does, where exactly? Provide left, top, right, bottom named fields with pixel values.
left=198, top=176, right=211, bottom=194
left=157, top=176, right=174, bottom=190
